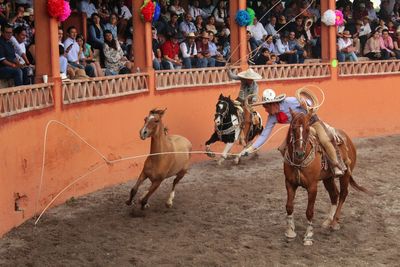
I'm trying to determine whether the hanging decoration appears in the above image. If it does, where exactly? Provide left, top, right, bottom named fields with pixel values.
left=153, top=1, right=161, bottom=22
left=47, top=0, right=71, bottom=22
left=246, top=7, right=255, bottom=25
left=334, top=10, right=344, bottom=26
left=140, top=0, right=156, bottom=22
left=235, top=10, right=251, bottom=27
left=321, top=9, right=336, bottom=26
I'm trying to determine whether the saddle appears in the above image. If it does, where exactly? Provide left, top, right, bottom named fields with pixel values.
left=233, top=100, right=263, bottom=145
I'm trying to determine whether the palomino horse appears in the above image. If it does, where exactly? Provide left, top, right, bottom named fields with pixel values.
left=126, top=109, right=192, bottom=210
left=205, top=94, right=263, bottom=165
left=284, top=109, right=368, bottom=245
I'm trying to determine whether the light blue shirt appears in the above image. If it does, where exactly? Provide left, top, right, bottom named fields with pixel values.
left=252, top=97, right=307, bottom=149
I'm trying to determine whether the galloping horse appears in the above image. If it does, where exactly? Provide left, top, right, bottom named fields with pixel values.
left=205, top=94, right=263, bottom=165
left=126, top=109, right=192, bottom=210
left=284, top=109, right=368, bottom=245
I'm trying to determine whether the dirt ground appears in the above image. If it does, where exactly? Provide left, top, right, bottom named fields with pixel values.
left=1, top=135, right=400, bottom=267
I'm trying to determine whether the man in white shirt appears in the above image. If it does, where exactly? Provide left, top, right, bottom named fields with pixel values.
left=366, top=1, right=379, bottom=22
left=114, top=0, right=132, bottom=20
left=180, top=33, right=198, bottom=69
left=10, top=26, right=30, bottom=66
left=78, top=0, right=97, bottom=18
left=265, top=16, right=280, bottom=39
left=337, top=30, right=358, bottom=62
left=247, top=16, right=268, bottom=45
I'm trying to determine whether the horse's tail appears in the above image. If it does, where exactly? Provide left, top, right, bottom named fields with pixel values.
left=349, top=175, right=372, bottom=196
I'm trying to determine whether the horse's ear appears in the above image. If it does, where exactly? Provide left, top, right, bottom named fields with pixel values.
left=160, top=108, right=167, bottom=116
left=289, top=107, right=296, bottom=118
left=219, top=93, right=223, bottom=99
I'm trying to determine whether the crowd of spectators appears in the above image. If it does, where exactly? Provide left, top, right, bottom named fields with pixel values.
left=1, top=0, right=400, bottom=87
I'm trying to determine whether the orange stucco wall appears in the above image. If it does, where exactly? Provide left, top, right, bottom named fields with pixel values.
left=1, top=73, right=400, bottom=237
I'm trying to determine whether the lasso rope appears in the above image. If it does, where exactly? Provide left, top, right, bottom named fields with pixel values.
left=34, top=120, right=289, bottom=225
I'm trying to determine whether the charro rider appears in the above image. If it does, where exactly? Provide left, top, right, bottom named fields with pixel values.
left=227, top=66, right=262, bottom=104
left=240, top=89, right=344, bottom=177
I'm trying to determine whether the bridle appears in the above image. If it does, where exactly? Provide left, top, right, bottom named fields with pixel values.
left=215, top=100, right=230, bottom=120
left=214, top=99, right=240, bottom=137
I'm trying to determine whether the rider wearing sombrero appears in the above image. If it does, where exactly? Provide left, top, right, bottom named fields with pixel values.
left=240, top=89, right=344, bottom=177
left=227, top=67, right=262, bottom=104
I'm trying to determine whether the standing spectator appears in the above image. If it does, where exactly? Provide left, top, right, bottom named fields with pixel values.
left=88, top=13, right=104, bottom=50
left=196, top=31, right=215, bottom=67
left=161, top=33, right=182, bottom=69
left=247, top=16, right=268, bottom=45
left=179, top=13, right=196, bottom=38
left=265, top=16, right=279, bottom=39
left=64, top=26, right=95, bottom=77
left=337, top=30, right=358, bottom=62
left=363, top=30, right=383, bottom=60
left=189, top=0, right=206, bottom=19
left=180, top=32, right=198, bottom=69
left=202, top=0, right=215, bottom=19
left=103, top=30, right=131, bottom=75
left=380, top=29, right=396, bottom=59
left=78, top=0, right=97, bottom=18
left=205, top=16, right=217, bottom=35
left=165, top=12, right=179, bottom=38
left=213, top=1, right=227, bottom=26
left=76, top=34, right=103, bottom=77
left=104, top=13, right=118, bottom=40
left=0, top=24, right=29, bottom=86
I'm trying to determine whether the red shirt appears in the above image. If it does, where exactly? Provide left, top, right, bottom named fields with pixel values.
left=161, top=40, right=179, bottom=59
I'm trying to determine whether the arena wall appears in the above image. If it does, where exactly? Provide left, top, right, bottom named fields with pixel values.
left=1, top=74, right=399, bottom=237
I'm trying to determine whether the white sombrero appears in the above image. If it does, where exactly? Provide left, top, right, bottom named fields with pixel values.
left=237, top=68, right=262, bottom=80
left=253, top=89, right=286, bottom=106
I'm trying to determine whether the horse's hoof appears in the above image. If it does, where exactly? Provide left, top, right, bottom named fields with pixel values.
left=141, top=203, right=150, bottom=210
left=330, top=222, right=341, bottom=231
left=165, top=201, right=173, bottom=208
left=285, top=230, right=297, bottom=239
left=322, top=219, right=332, bottom=229
left=217, top=158, right=225, bottom=165
left=125, top=199, right=132, bottom=206
left=303, top=240, right=313, bottom=246
left=234, top=156, right=240, bottom=165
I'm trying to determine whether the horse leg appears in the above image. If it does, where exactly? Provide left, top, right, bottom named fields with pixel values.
left=322, top=177, right=339, bottom=228
left=205, top=132, right=219, bottom=158
left=304, top=183, right=318, bottom=246
left=218, top=142, right=234, bottom=165
left=125, top=171, right=147, bottom=206
left=331, top=174, right=350, bottom=230
left=166, top=170, right=186, bottom=208
left=140, top=180, right=162, bottom=210
left=285, top=181, right=298, bottom=239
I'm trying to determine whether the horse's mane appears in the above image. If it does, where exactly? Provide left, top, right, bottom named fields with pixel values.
left=218, top=95, right=238, bottom=116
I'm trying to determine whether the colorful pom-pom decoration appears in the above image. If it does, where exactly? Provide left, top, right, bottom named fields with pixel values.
left=321, top=9, right=336, bottom=26
left=235, top=10, right=251, bottom=27
left=153, top=1, right=161, bottom=22
left=335, top=10, right=344, bottom=26
left=246, top=7, right=255, bottom=25
left=141, top=0, right=155, bottom=22
left=47, top=0, right=71, bottom=22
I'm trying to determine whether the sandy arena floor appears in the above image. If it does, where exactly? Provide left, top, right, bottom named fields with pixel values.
left=1, top=135, right=399, bottom=266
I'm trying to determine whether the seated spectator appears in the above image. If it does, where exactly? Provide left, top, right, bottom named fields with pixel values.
left=275, top=32, right=297, bottom=64
left=152, top=27, right=163, bottom=70
left=247, top=16, right=268, bottom=46
left=387, top=21, right=396, bottom=39
left=276, top=15, right=287, bottom=32
left=0, top=0, right=11, bottom=25
left=114, top=0, right=132, bottom=39
left=189, top=0, right=206, bottom=19
left=23, top=7, right=34, bottom=47
left=246, top=30, right=257, bottom=63
left=212, top=1, right=227, bottom=26
left=169, top=0, right=185, bottom=19
left=9, top=6, right=28, bottom=29
left=207, top=31, right=225, bottom=66
left=0, top=23, right=30, bottom=86
left=194, top=15, right=205, bottom=33
left=337, top=30, right=358, bottom=62
left=165, top=12, right=179, bottom=38
left=309, top=1, right=321, bottom=20
left=58, top=27, right=64, bottom=47
left=394, top=29, right=400, bottom=59
left=366, top=1, right=379, bottom=23
left=255, top=47, right=273, bottom=65
left=353, top=2, right=368, bottom=21
left=380, top=29, right=396, bottom=59
left=76, top=34, right=103, bottom=77
left=284, top=2, right=298, bottom=21
left=288, top=31, right=305, bottom=63
left=59, top=45, right=68, bottom=76
left=11, top=26, right=30, bottom=66
left=97, top=0, right=111, bottom=22
left=352, top=20, right=364, bottom=55
left=361, top=16, right=372, bottom=39
left=103, top=30, right=132, bottom=75
left=196, top=31, right=215, bottom=68
left=202, top=0, right=215, bottom=19
left=375, top=19, right=388, bottom=32
left=262, top=34, right=276, bottom=54
left=179, top=13, right=196, bottom=38
left=363, top=31, right=383, bottom=60
left=180, top=32, right=198, bottom=69
left=161, top=33, right=182, bottom=69
left=78, top=0, right=97, bottom=18
left=88, top=13, right=104, bottom=50
left=64, top=26, right=95, bottom=77
left=205, top=16, right=217, bottom=35
left=104, top=13, right=118, bottom=40
left=265, top=16, right=279, bottom=39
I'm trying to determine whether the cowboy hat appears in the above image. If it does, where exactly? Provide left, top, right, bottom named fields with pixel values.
left=23, top=8, right=34, bottom=17
left=342, top=30, right=352, bottom=38
left=186, top=32, right=196, bottom=38
left=237, top=68, right=262, bottom=80
left=305, top=18, right=313, bottom=29
left=200, top=31, right=210, bottom=39
left=253, top=89, right=286, bottom=106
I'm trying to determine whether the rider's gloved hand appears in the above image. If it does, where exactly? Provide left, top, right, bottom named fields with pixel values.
left=240, top=146, right=255, bottom=157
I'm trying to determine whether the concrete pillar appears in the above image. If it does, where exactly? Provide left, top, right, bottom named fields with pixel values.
left=34, top=0, right=60, bottom=83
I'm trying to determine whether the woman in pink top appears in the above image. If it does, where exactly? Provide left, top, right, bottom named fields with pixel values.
left=394, top=30, right=400, bottom=59
left=364, top=31, right=382, bottom=60
left=380, top=29, right=395, bottom=59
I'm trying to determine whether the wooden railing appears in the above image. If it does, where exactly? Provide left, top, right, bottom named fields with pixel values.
left=0, top=83, right=54, bottom=117
left=339, top=60, right=400, bottom=77
left=62, top=73, right=149, bottom=104
left=251, top=63, right=331, bottom=81
left=155, top=66, right=240, bottom=90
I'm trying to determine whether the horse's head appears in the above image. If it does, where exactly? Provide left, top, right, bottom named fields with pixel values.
left=140, top=108, right=166, bottom=140
left=288, top=109, right=312, bottom=161
left=214, top=94, right=233, bottom=126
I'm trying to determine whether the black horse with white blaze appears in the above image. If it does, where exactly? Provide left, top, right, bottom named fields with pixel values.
left=205, top=94, right=263, bottom=165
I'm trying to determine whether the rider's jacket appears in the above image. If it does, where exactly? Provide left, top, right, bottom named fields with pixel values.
left=228, top=69, right=258, bottom=103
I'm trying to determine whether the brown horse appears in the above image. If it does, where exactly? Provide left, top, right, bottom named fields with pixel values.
left=126, top=109, right=192, bottom=210
left=284, top=109, right=368, bottom=245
